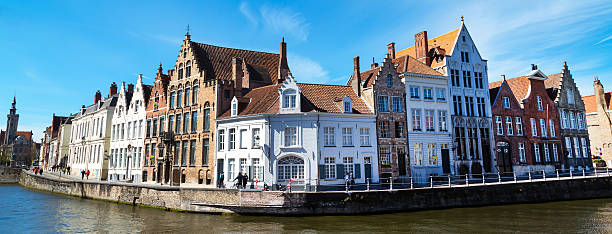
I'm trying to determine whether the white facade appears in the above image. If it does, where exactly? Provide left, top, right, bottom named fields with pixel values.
left=68, top=93, right=116, bottom=180
left=108, top=76, right=147, bottom=183
left=403, top=72, right=454, bottom=182
left=57, top=121, right=72, bottom=167
left=215, top=76, right=378, bottom=190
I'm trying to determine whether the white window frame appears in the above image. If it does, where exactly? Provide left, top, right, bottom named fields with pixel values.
left=438, top=111, right=448, bottom=132
left=324, top=127, right=335, bottom=146
left=573, top=137, right=581, bottom=158
left=324, top=157, right=336, bottom=179
left=534, top=143, right=541, bottom=162
left=503, top=97, right=510, bottom=108
left=505, top=116, right=513, bottom=135
left=496, top=116, right=503, bottom=135
left=518, top=143, right=526, bottom=163
left=565, top=137, right=573, bottom=158
left=540, top=119, right=547, bottom=137
left=549, top=119, right=556, bottom=137
left=530, top=118, right=537, bottom=136
left=342, top=127, right=353, bottom=146
left=544, top=143, right=550, bottom=162
left=552, top=144, right=559, bottom=162
left=360, top=128, right=370, bottom=146
left=284, top=127, right=298, bottom=147
left=515, top=117, right=523, bottom=136
left=536, top=96, right=543, bottom=111
left=581, top=138, right=588, bottom=158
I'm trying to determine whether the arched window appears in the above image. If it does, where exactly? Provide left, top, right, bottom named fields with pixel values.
left=177, top=89, right=183, bottom=108
left=277, top=155, right=304, bottom=181
left=185, top=88, right=191, bottom=106
left=178, top=63, right=184, bottom=80
left=186, top=61, right=192, bottom=77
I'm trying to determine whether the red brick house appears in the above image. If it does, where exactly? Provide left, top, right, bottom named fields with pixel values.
left=489, top=66, right=564, bottom=175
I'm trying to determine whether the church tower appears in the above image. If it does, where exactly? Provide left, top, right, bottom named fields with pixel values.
left=4, top=96, right=19, bottom=145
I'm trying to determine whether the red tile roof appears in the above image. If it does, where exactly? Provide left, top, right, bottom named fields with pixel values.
left=582, top=93, right=612, bottom=113
left=16, top=131, right=33, bottom=142
left=392, top=55, right=443, bottom=76
left=191, top=42, right=280, bottom=84
left=489, top=76, right=531, bottom=107
left=395, top=28, right=461, bottom=68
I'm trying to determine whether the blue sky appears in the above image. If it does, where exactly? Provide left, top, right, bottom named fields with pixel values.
left=1, top=0, right=611, bottom=142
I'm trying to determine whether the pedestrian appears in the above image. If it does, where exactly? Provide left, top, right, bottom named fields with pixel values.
left=67, top=167, right=71, bottom=175
left=40, top=168, right=43, bottom=175
left=344, top=172, right=350, bottom=190
left=242, top=172, right=249, bottom=189
left=218, top=173, right=225, bottom=188
left=86, top=170, right=90, bottom=179
left=349, top=172, right=355, bottom=190
left=233, top=172, right=244, bottom=189
left=81, top=170, right=85, bottom=180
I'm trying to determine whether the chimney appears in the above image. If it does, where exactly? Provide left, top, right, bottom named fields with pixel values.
left=109, top=82, right=118, bottom=97
left=415, top=31, right=430, bottom=65
left=232, top=57, right=244, bottom=89
left=501, top=74, right=506, bottom=81
left=594, top=76, right=606, bottom=110
left=94, top=90, right=101, bottom=104
left=387, top=42, right=396, bottom=60
left=531, top=64, right=538, bottom=70
left=352, top=56, right=361, bottom=97
left=371, top=57, right=378, bottom=69
left=278, top=37, right=290, bottom=83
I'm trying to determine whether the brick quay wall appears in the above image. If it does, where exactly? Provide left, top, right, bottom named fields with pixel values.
left=18, top=171, right=612, bottom=215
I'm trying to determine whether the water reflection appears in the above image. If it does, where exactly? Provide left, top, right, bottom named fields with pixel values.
left=1, top=184, right=611, bottom=233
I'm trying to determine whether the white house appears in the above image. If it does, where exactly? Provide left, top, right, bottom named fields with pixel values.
left=108, top=75, right=151, bottom=182
left=215, top=75, right=378, bottom=190
left=397, top=55, right=453, bottom=182
left=68, top=83, right=117, bottom=180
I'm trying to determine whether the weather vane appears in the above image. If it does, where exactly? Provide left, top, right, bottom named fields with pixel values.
left=186, top=24, right=190, bottom=35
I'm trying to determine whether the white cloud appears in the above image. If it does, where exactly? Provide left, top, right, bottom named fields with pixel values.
left=287, top=53, right=330, bottom=83
left=238, top=2, right=310, bottom=41
left=594, top=34, right=612, bottom=45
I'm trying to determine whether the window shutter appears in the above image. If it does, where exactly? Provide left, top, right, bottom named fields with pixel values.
left=354, top=164, right=361, bottom=179
left=336, top=164, right=344, bottom=179
left=318, top=165, right=325, bottom=179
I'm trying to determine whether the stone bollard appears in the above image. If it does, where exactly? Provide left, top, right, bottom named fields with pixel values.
left=543, top=170, right=546, bottom=181
left=514, top=172, right=518, bottom=183
left=430, top=176, right=433, bottom=188
left=466, top=174, right=469, bottom=187
left=570, top=170, right=573, bottom=178
left=482, top=173, right=485, bottom=184
left=448, top=175, right=452, bottom=187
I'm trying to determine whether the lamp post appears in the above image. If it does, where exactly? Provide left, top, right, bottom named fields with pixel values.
left=158, top=141, right=165, bottom=184
left=125, top=144, right=132, bottom=181
left=81, top=136, right=87, bottom=171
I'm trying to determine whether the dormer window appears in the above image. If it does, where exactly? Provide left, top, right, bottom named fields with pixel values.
left=231, top=97, right=238, bottom=116
left=282, top=89, right=297, bottom=108
left=342, top=96, right=352, bottom=113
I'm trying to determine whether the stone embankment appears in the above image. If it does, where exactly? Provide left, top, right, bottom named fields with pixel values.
left=0, top=167, right=20, bottom=183
left=19, top=170, right=612, bottom=215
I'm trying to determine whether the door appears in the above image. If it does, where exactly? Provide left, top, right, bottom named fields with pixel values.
left=364, top=164, right=372, bottom=181
left=163, top=161, right=170, bottom=183
left=217, top=159, right=224, bottom=186
left=496, top=142, right=512, bottom=173
left=397, top=148, right=406, bottom=176
left=442, top=149, right=451, bottom=174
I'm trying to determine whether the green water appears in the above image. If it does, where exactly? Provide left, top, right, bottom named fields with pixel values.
left=1, top=184, right=611, bottom=233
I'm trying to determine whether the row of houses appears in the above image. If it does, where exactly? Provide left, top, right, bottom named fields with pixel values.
left=38, top=19, right=604, bottom=189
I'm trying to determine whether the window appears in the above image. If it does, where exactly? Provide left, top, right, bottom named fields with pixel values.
left=121, top=123, right=125, bottom=139
left=343, top=157, right=354, bottom=176
left=202, top=138, right=209, bottom=166
left=342, top=127, right=353, bottom=146
left=540, top=119, right=547, bottom=137
left=229, top=128, right=236, bottom=150
left=475, top=72, right=484, bottom=89
left=240, top=158, right=248, bottom=177
left=516, top=117, right=523, bottom=135
left=581, top=138, right=588, bottom=159
left=359, top=128, right=370, bottom=146
left=175, top=115, right=181, bottom=134
left=496, top=116, right=503, bottom=135
left=451, top=69, right=460, bottom=87
left=552, top=144, right=559, bottom=162
left=278, top=156, right=304, bottom=181
left=228, top=159, right=235, bottom=179
left=185, top=88, right=191, bottom=106
left=410, top=86, right=420, bottom=99
left=392, top=97, right=403, bottom=112
left=569, top=112, right=576, bottom=129
left=506, top=117, right=513, bottom=135
left=324, top=157, right=336, bottom=179
left=463, top=71, right=472, bottom=88
left=178, top=64, right=184, bottom=79
left=465, top=97, right=474, bottom=116
left=544, top=143, right=550, bottom=162
left=549, top=119, right=556, bottom=137
left=186, top=61, right=192, bottom=77
left=562, top=111, right=568, bottom=129
left=177, top=90, right=183, bottom=108
left=183, top=113, right=190, bottom=134
left=343, top=100, right=352, bottom=113
left=577, top=113, right=584, bottom=129
left=453, top=96, right=463, bottom=116
left=144, top=144, right=149, bottom=166
left=203, top=108, right=210, bottom=132
left=386, top=74, right=393, bottom=87
left=218, top=129, right=225, bottom=151
left=533, top=143, right=541, bottom=162
left=413, top=143, right=423, bottom=165
left=239, top=129, right=247, bottom=148
left=170, top=91, right=175, bottom=109
left=192, top=85, right=198, bottom=105
left=503, top=97, right=511, bottom=108
left=477, top=97, right=486, bottom=117
left=284, top=127, right=297, bottom=147
left=146, top=120, right=151, bottom=138
left=189, top=140, right=196, bottom=166
left=181, top=141, right=188, bottom=166
left=379, top=147, right=390, bottom=165
left=530, top=118, right=537, bottom=136
left=282, top=90, right=296, bottom=108
left=151, top=119, right=157, bottom=137
left=379, top=121, right=390, bottom=138
left=438, top=111, right=448, bottom=132
left=191, top=111, right=197, bottom=133
left=324, top=127, right=335, bottom=146
left=412, top=109, right=422, bottom=131
left=461, top=51, right=470, bottom=63
left=395, top=122, right=405, bottom=138
left=567, top=89, right=575, bottom=105
left=518, top=143, right=526, bottom=163
left=252, top=158, right=262, bottom=180
left=231, top=102, right=237, bottom=116
left=423, top=88, right=433, bottom=100
left=139, top=120, right=143, bottom=138
left=159, top=117, right=165, bottom=135
left=377, top=96, right=389, bottom=112
left=565, top=137, right=572, bottom=158
left=536, top=96, right=543, bottom=111
left=252, top=128, right=261, bottom=148
left=436, top=88, right=446, bottom=101
left=574, top=137, right=581, bottom=158
left=425, top=110, right=435, bottom=131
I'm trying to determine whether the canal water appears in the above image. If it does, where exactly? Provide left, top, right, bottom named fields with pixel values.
left=2, top=184, right=612, bottom=233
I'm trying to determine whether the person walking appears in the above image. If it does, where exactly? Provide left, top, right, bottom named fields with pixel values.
left=86, top=170, right=90, bottom=179
left=218, top=173, right=225, bottom=188
left=233, top=172, right=244, bottom=189
left=81, top=170, right=85, bottom=180
left=40, top=168, right=43, bottom=175
left=242, top=172, right=249, bottom=189
left=349, top=172, right=355, bottom=190
left=344, top=172, right=350, bottom=191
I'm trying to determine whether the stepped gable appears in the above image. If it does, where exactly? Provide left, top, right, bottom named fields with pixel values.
left=190, top=42, right=280, bottom=84
left=583, top=92, right=612, bottom=113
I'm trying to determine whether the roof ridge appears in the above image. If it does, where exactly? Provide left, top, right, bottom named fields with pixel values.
left=297, top=83, right=351, bottom=88
left=193, top=41, right=279, bottom=56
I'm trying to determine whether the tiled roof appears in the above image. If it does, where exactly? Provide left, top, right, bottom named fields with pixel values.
left=191, top=42, right=280, bottom=84
left=395, top=28, right=460, bottom=67
left=489, top=76, right=531, bottom=107
left=16, top=131, right=33, bottom=142
left=582, top=92, right=612, bottom=113
left=220, top=83, right=372, bottom=118
left=142, top=84, right=153, bottom=105
left=544, top=73, right=562, bottom=89
left=392, top=55, right=443, bottom=76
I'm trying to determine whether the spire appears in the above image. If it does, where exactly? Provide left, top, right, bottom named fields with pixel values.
left=157, top=62, right=163, bottom=75
left=278, top=37, right=290, bottom=83
left=184, top=24, right=191, bottom=41
left=11, top=96, right=16, bottom=109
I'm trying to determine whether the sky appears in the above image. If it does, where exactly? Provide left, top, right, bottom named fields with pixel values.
left=1, top=0, right=611, bottom=142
